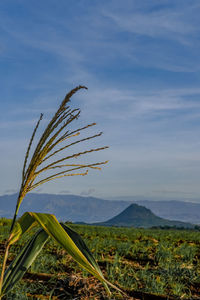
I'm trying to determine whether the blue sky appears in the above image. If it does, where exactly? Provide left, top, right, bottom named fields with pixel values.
left=1, top=0, right=200, bottom=201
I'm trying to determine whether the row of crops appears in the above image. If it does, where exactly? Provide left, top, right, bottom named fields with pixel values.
left=1, top=218, right=200, bottom=299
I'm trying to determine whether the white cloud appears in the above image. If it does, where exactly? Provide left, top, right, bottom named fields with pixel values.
left=1, top=1, right=200, bottom=199
left=102, top=1, right=199, bottom=39
left=78, top=85, right=200, bottom=121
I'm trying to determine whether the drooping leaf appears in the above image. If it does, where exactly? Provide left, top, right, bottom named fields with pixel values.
left=8, top=212, right=37, bottom=246
left=3, top=212, right=121, bottom=296
left=29, top=212, right=121, bottom=294
left=60, top=222, right=110, bottom=293
left=28, top=213, right=110, bottom=286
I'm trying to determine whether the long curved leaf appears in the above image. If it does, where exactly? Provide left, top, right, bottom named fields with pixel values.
left=29, top=212, right=121, bottom=294
left=3, top=212, right=121, bottom=296
left=29, top=213, right=111, bottom=286
left=2, top=229, right=49, bottom=295
left=8, top=212, right=36, bottom=246
left=60, top=222, right=110, bottom=293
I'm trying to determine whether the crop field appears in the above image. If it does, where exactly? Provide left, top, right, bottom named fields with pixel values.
left=1, top=218, right=200, bottom=299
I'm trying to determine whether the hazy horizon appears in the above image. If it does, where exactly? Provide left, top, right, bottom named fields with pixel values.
left=1, top=191, right=200, bottom=204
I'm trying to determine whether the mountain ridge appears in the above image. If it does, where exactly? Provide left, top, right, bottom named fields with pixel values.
left=0, top=193, right=200, bottom=224
left=0, top=193, right=130, bottom=223
left=93, top=203, right=194, bottom=228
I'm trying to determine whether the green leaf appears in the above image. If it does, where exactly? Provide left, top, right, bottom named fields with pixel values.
left=2, top=229, right=49, bottom=295
left=3, top=212, right=121, bottom=296
left=8, top=212, right=36, bottom=246
left=29, top=212, right=111, bottom=288
left=60, top=222, right=110, bottom=293
left=29, top=212, right=121, bottom=294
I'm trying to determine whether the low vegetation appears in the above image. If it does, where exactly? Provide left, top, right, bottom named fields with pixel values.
left=1, top=219, right=200, bottom=299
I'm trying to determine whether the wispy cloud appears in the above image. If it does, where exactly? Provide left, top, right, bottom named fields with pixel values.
left=100, top=2, right=200, bottom=72
left=78, top=86, right=200, bottom=122
left=80, top=188, right=96, bottom=196
left=4, top=189, right=18, bottom=194
left=1, top=1, right=200, bottom=199
left=103, top=9, right=195, bottom=40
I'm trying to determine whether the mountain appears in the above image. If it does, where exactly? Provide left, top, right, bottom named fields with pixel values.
left=94, top=203, right=194, bottom=228
left=0, top=193, right=130, bottom=223
left=0, top=193, right=200, bottom=224
left=134, top=200, right=200, bottom=225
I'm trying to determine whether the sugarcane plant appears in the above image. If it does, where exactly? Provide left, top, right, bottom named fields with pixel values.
left=0, top=86, right=120, bottom=299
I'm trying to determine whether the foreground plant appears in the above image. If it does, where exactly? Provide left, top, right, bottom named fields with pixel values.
left=0, top=86, right=119, bottom=299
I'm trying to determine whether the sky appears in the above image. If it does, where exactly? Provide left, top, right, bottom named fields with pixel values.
left=1, top=0, right=200, bottom=201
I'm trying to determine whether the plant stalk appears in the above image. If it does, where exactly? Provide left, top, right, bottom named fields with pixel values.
left=9, top=205, right=19, bottom=234
left=0, top=242, right=10, bottom=298
left=0, top=192, right=22, bottom=298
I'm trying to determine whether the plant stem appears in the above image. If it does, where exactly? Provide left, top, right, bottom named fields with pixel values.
left=0, top=195, right=20, bottom=298
left=9, top=205, right=18, bottom=234
left=0, top=242, right=10, bottom=298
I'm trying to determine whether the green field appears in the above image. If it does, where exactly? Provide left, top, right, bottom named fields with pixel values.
left=1, top=218, right=200, bottom=299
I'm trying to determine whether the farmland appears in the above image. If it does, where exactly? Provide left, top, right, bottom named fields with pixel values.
left=1, top=218, right=200, bottom=299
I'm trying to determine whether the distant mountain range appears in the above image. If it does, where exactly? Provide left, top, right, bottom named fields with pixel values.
left=0, top=193, right=200, bottom=225
left=134, top=200, right=200, bottom=225
left=0, top=193, right=129, bottom=223
left=94, top=203, right=194, bottom=228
